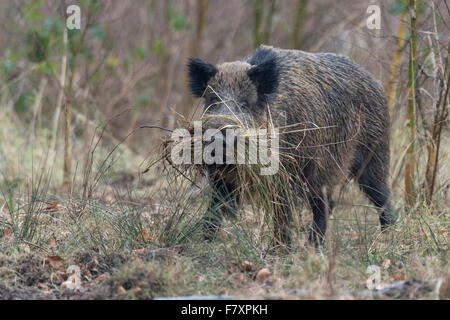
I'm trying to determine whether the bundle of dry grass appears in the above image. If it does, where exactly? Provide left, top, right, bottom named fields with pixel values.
left=145, top=108, right=339, bottom=247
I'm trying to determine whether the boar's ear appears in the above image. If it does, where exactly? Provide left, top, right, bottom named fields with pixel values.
left=247, top=58, right=278, bottom=96
left=187, top=58, right=218, bottom=97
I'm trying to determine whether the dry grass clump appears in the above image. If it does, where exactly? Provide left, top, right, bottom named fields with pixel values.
left=155, top=105, right=331, bottom=248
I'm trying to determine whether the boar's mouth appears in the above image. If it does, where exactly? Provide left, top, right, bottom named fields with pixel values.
left=202, top=123, right=240, bottom=167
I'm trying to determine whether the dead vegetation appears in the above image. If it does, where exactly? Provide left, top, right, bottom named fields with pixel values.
left=0, top=0, right=449, bottom=300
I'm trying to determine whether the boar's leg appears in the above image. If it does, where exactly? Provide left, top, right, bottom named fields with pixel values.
left=357, top=156, right=396, bottom=230
left=328, top=194, right=335, bottom=215
left=272, top=192, right=293, bottom=249
left=307, top=191, right=332, bottom=247
left=351, top=140, right=397, bottom=230
left=203, top=177, right=239, bottom=241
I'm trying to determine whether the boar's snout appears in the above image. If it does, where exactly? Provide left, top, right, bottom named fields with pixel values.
left=202, top=119, right=240, bottom=164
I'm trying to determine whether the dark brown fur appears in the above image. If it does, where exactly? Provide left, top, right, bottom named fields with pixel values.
left=188, top=45, right=397, bottom=247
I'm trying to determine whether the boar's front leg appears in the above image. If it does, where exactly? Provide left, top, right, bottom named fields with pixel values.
left=203, top=175, right=239, bottom=241
left=307, top=193, right=333, bottom=247
left=272, top=191, right=293, bottom=249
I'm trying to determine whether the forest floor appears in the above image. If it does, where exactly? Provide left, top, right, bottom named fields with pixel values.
left=0, top=110, right=449, bottom=300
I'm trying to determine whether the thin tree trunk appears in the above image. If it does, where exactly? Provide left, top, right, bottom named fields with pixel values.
left=30, top=77, right=47, bottom=142
left=253, top=0, right=276, bottom=48
left=50, top=27, right=67, bottom=157
left=290, top=0, right=308, bottom=49
left=253, top=0, right=264, bottom=48
left=63, top=2, right=94, bottom=187
left=425, top=44, right=450, bottom=205
left=184, top=0, right=209, bottom=113
left=404, top=0, right=418, bottom=207
left=189, top=0, right=209, bottom=58
left=386, top=9, right=407, bottom=114
left=63, top=91, right=72, bottom=187
left=262, top=0, right=275, bottom=44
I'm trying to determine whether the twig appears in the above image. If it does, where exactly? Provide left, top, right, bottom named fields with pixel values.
left=22, top=240, right=50, bottom=254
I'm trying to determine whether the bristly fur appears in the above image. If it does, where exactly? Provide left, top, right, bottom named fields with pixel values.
left=188, top=58, right=218, bottom=97
left=185, top=45, right=396, bottom=247
left=247, top=57, right=279, bottom=96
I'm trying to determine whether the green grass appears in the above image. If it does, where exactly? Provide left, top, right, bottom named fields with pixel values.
left=0, top=110, right=448, bottom=300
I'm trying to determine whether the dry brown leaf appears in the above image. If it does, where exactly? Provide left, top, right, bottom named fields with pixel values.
left=38, top=283, right=49, bottom=290
left=390, top=273, right=405, bottom=282
left=382, top=259, right=391, bottom=269
left=438, top=278, right=450, bottom=299
left=117, top=285, right=127, bottom=294
left=138, top=228, right=155, bottom=243
left=45, top=255, right=64, bottom=269
left=96, top=273, right=109, bottom=281
left=45, top=201, right=62, bottom=212
left=3, top=227, right=12, bottom=241
left=133, top=248, right=146, bottom=255
left=48, top=238, right=57, bottom=248
left=256, top=268, right=271, bottom=281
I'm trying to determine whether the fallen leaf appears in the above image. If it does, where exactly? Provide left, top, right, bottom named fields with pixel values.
left=256, top=268, right=271, bottom=281
left=48, top=238, right=57, bottom=248
left=133, top=248, right=146, bottom=255
left=38, top=283, right=49, bottom=290
left=118, top=285, right=127, bottom=294
left=96, top=273, right=109, bottom=281
left=138, top=228, right=155, bottom=243
left=438, top=278, right=450, bottom=299
left=3, top=228, right=12, bottom=241
left=390, top=273, right=405, bottom=282
left=45, top=201, right=62, bottom=212
left=45, top=255, right=64, bottom=269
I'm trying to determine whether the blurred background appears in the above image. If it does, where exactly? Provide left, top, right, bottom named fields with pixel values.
left=0, top=0, right=448, bottom=189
